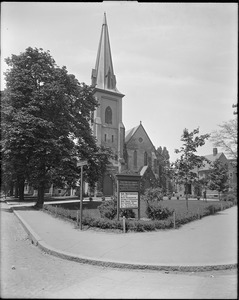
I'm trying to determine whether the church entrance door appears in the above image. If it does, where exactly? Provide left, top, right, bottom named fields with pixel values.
left=103, top=174, right=113, bottom=196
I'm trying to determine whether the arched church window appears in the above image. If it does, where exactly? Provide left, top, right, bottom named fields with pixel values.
left=144, top=152, right=148, bottom=166
left=133, top=150, right=137, bottom=168
left=105, top=106, right=112, bottom=124
left=148, top=156, right=152, bottom=167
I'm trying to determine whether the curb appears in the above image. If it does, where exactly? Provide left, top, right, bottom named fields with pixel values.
left=12, top=207, right=237, bottom=273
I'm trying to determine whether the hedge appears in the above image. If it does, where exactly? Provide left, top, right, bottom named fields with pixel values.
left=43, top=200, right=235, bottom=233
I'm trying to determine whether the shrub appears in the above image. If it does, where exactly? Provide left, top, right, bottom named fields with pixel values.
left=221, top=192, right=237, bottom=204
left=174, top=212, right=199, bottom=227
left=121, top=209, right=136, bottom=218
left=145, top=200, right=173, bottom=220
left=98, top=199, right=136, bottom=220
left=98, top=199, right=117, bottom=220
left=127, top=220, right=146, bottom=232
left=205, top=205, right=216, bottom=215
left=143, top=187, right=163, bottom=202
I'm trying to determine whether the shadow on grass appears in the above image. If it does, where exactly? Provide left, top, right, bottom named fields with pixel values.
left=0, top=207, right=13, bottom=213
left=48, top=200, right=103, bottom=210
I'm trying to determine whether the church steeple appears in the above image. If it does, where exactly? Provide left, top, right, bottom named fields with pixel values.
left=91, top=13, right=119, bottom=92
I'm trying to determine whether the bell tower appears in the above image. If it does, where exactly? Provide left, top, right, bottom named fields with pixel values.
left=91, top=13, right=125, bottom=173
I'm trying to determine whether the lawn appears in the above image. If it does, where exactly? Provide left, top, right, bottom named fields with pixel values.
left=141, top=199, right=224, bottom=217
left=47, top=198, right=229, bottom=220
left=49, top=200, right=102, bottom=219
left=43, top=197, right=235, bottom=232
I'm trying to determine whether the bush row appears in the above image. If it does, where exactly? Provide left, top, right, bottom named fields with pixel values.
left=221, top=192, right=237, bottom=204
left=98, top=199, right=135, bottom=220
left=43, top=204, right=174, bottom=232
left=43, top=199, right=235, bottom=232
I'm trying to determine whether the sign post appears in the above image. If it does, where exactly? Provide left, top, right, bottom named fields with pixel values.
left=77, top=160, right=88, bottom=230
left=116, top=174, right=141, bottom=221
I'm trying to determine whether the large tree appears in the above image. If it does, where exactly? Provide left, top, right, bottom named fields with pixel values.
left=210, top=118, right=237, bottom=159
left=156, top=146, right=171, bottom=194
left=208, top=159, right=229, bottom=200
left=2, top=47, right=110, bottom=207
left=173, top=128, right=210, bottom=210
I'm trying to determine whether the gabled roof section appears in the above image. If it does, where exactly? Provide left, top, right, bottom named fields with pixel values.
left=198, top=152, right=226, bottom=171
left=91, top=13, right=121, bottom=94
left=204, top=152, right=224, bottom=162
left=125, top=122, right=156, bottom=151
left=125, top=125, right=140, bottom=143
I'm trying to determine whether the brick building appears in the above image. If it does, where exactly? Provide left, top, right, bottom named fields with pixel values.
left=174, top=147, right=237, bottom=199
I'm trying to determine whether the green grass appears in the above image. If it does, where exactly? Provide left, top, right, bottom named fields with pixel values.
left=43, top=197, right=235, bottom=232
left=48, top=198, right=230, bottom=220
left=49, top=200, right=102, bottom=219
left=140, top=199, right=226, bottom=218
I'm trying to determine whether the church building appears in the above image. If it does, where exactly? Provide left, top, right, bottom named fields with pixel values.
left=90, top=13, right=160, bottom=197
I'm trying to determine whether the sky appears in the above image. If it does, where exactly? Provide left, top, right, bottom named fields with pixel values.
left=1, top=2, right=238, bottom=162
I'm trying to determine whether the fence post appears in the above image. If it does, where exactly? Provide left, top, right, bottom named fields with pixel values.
left=76, top=209, right=79, bottom=227
left=55, top=205, right=57, bottom=217
left=173, top=210, right=176, bottom=229
left=123, top=216, right=126, bottom=233
left=198, top=207, right=200, bottom=219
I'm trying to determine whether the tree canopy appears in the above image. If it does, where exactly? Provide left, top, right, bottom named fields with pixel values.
left=173, top=127, right=210, bottom=210
left=208, top=159, right=229, bottom=199
left=1, top=47, right=111, bottom=207
left=156, top=146, right=171, bottom=194
left=210, top=118, right=237, bottom=159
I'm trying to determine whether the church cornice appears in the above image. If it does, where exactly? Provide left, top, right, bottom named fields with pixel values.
left=93, top=86, right=125, bottom=98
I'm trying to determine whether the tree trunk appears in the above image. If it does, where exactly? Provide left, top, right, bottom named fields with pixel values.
left=186, top=193, right=189, bottom=211
left=35, top=183, right=45, bottom=209
left=185, top=181, right=189, bottom=211
left=9, top=181, right=14, bottom=196
left=14, top=181, right=19, bottom=198
left=18, top=179, right=25, bottom=201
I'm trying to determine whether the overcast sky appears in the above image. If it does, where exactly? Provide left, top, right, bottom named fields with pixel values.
left=1, top=2, right=238, bottom=161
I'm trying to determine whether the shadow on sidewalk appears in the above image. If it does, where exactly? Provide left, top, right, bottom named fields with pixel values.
left=0, top=207, right=13, bottom=213
left=12, top=205, right=39, bottom=211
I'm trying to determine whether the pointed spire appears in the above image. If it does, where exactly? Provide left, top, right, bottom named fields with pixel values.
left=91, top=13, right=119, bottom=92
left=103, top=12, right=107, bottom=25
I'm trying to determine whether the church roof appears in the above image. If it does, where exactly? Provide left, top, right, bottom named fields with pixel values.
left=91, top=13, right=121, bottom=94
left=125, top=122, right=156, bottom=151
left=125, top=125, right=141, bottom=143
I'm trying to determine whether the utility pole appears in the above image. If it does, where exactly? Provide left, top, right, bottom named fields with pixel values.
left=77, top=160, right=88, bottom=230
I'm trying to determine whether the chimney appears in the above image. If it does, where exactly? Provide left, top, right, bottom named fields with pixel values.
left=213, top=148, right=218, bottom=156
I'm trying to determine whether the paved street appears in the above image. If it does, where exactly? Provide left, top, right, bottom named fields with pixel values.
left=0, top=201, right=237, bottom=299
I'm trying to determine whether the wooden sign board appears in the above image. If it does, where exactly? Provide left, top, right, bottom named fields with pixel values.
left=116, top=173, right=141, bottom=220
left=119, top=181, right=139, bottom=191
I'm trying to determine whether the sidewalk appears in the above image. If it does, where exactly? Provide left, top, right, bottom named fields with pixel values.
left=3, top=199, right=238, bottom=272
